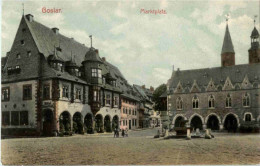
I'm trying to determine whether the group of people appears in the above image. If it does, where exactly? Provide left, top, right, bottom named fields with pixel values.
left=114, top=128, right=128, bottom=138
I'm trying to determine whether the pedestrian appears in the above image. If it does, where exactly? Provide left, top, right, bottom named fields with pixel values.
left=122, top=129, right=125, bottom=137
left=114, top=127, right=117, bottom=138
left=125, top=128, right=128, bottom=137
left=116, top=127, right=120, bottom=137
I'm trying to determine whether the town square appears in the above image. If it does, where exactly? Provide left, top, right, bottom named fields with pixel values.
left=1, top=0, right=260, bottom=165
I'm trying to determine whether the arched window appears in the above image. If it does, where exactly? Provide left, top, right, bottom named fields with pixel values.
left=208, top=95, right=215, bottom=108
left=245, top=114, right=251, bottom=122
left=226, top=94, right=232, bottom=108
left=243, top=93, right=250, bottom=107
left=176, top=97, right=183, bottom=110
left=192, top=96, right=199, bottom=109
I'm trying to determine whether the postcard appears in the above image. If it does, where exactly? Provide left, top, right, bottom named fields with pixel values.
left=1, top=0, right=260, bottom=165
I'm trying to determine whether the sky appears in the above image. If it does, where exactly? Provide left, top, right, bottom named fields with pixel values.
left=1, top=0, right=260, bottom=88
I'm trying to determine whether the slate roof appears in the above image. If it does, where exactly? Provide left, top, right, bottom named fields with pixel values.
left=168, top=63, right=260, bottom=90
left=1, top=57, right=7, bottom=68
left=25, top=15, right=89, bottom=66
left=251, top=27, right=259, bottom=38
left=84, top=47, right=103, bottom=63
left=221, top=24, right=235, bottom=54
left=133, top=84, right=153, bottom=103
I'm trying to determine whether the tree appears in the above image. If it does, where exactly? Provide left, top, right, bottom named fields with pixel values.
left=152, top=84, right=167, bottom=111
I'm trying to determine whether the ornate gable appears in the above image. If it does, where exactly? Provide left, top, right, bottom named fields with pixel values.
left=190, top=80, right=200, bottom=93
left=174, top=81, right=183, bottom=93
left=241, top=75, right=252, bottom=89
left=223, top=77, right=234, bottom=91
left=206, top=78, right=216, bottom=92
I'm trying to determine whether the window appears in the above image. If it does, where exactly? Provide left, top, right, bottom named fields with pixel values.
left=15, top=65, right=20, bottom=69
left=103, top=77, right=106, bottom=84
left=243, top=93, right=250, bottom=107
left=27, top=51, right=31, bottom=57
left=2, top=111, right=10, bottom=125
left=192, top=96, right=199, bottom=109
left=23, top=84, right=32, bottom=100
left=11, top=111, right=19, bottom=126
left=21, top=40, right=25, bottom=45
left=123, top=120, right=125, bottom=126
left=20, top=111, right=28, bottom=125
left=226, top=94, right=232, bottom=108
left=91, top=68, right=102, bottom=78
left=176, top=97, right=183, bottom=110
left=22, top=28, right=26, bottom=32
left=16, top=53, right=21, bottom=59
left=93, top=90, right=99, bottom=102
left=114, top=96, right=118, bottom=106
left=132, top=119, right=134, bottom=126
left=105, top=94, right=111, bottom=105
left=129, top=109, right=131, bottom=115
left=62, top=86, right=69, bottom=98
left=43, top=84, right=50, bottom=100
left=2, top=87, right=10, bottom=101
left=208, top=95, right=215, bottom=108
left=245, top=114, right=251, bottom=122
left=126, top=108, right=128, bottom=114
left=76, top=89, right=82, bottom=100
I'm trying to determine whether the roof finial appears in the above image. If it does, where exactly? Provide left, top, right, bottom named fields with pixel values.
left=225, top=14, right=230, bottom=25
left=89, top=35, right=92, bottom=48
left=22, top=3, right=24, bottom=15
left=254, top=15, right=257, bottom=27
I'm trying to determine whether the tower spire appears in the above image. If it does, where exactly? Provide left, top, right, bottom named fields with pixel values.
left=221, top=15, right=235, bottom=67
left=254, top=15, right=257, bottom=27
left=89, top=35, right=92, bottom=48
left=22, top=3, right=24, bottom=15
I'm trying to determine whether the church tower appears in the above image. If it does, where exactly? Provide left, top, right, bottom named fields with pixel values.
left=248, top=16, right=260, bottom=64
left=221, top=20, right=235, bottom=67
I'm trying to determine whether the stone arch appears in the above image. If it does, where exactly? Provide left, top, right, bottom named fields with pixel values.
left=95, top=114, right=104, bottom=133
left=205, top=113, right=221, bottom=125
left=222, top=113, right=240, bottom=126
left=205, top=113, right=221, bottom=130
left=189, top=113, right=204, bottom=130
left=223, top=113, right=240, bottom=132
left=189, top=113, right=204, bottom=125
left=104, top=115, right=112, bottom=132
left=84, top=113, right=93, bottom=134
left=73, top=112, right=83, bottom=134
left=112, top=115, right=119, bottom=130
left=172, top=114, right=187, bottom=127
left=243, top=112, right=254, bottom=121
left=59, top=111, right=71, bottom=132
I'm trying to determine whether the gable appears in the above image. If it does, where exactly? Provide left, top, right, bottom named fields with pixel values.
left=2, top=16, right=41, bottom=82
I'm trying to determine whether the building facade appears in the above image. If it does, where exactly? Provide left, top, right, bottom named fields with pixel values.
left=166, top=22, right=260, bottom=132
left=1, top=14, right=128, bottom=136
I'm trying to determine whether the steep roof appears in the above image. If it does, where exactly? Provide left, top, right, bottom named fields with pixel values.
left=133, top=84, right=153, bottom=103
left=251, top=27, right=259, bottom=38
left=221, top=24, right=235, bottom=54
left=168, top=63, right=260, bottom=89
left=24, top=15, right=89, bottom=66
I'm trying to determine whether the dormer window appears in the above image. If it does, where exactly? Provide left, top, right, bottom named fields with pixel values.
left=16, top=54, right=21, bottom=59
left=27, top=51, right=31, bottom=57
left=103, top=77, right=106, bottom=84
left=20, top=40, right=25, bottom=45
left=15, top=65, right=20, bottom=69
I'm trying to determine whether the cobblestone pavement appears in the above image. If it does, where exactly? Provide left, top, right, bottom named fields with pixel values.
left=1, top=128, right=260, bottom=165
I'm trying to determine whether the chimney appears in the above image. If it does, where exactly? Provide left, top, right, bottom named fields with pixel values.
left=25, top=14, right=34, bottom=22
left=95, top=49, right=99, bottom=54
left=150, top=86, right=154, bottom=92
left=141, top=85, right=145, bottom=89
left=52, top=28, right=59, bottom=35
left=102, top=57, right=106, bottom=61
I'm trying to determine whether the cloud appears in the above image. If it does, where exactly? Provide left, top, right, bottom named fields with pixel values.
left=1, top=0, right=258, bottom=88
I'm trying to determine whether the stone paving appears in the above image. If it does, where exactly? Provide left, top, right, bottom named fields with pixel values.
left=1, top=128, right=260, bottom=165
